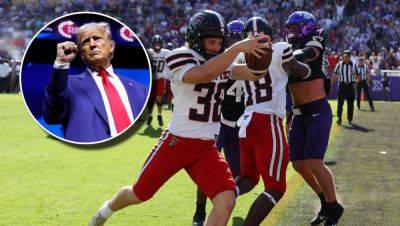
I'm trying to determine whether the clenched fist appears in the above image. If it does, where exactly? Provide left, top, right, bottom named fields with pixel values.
left=55, top=41, right=78, bottom=64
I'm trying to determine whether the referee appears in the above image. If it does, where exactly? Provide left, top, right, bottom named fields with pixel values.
left=333, top=50, right=357, bottom=125
left=356, top=57, right=375, bottom=111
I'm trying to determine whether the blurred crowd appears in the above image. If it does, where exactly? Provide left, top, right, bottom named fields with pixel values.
left=0, top=0, right=399, bottom=93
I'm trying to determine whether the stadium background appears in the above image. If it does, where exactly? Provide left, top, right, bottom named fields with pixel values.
left=1, top=0, right=400, bottom=99
left=0, top=0, right=400, bottom=225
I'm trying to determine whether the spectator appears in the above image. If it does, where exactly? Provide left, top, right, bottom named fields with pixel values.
left=369, top=51, right=381, bottom=75
left=0, top=58, right=11, bottom=93
left=350, top=50, right=358, bottom=65
left=327, top=50, right=340, bottom=76
left=388, top=50, right=398, bottom=69
left=0, top=0, right=399, bottom=69
left=9, top=60, right=20, bottom=93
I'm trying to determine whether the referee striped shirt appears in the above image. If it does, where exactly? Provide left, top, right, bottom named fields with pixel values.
left=334, top=61, right=356, bottom=83
left=356, top=64, right=369, bottom=80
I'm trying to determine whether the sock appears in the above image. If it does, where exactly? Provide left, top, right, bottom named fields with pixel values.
left=318, top=192, right=327, bottom=208
left=99, top=201, right=114, bottom=219
left=235, top=186, right=240, bottom=197
left=194, top=201, right=206, bottom=219
left=327, top=200, right=338, bottom=208
left=243, top=192, right=277, bottom=226
left=262, top=191, right=277, bottom=205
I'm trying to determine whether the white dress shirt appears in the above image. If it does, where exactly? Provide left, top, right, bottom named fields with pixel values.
left=54, top=62, right=134, bottom=137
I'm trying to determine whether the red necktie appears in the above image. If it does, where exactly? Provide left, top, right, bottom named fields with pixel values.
left=99, top=69, right=131, bottom=133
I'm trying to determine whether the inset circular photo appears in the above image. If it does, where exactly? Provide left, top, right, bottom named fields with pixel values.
left=20, top=12, right=151, bottom=144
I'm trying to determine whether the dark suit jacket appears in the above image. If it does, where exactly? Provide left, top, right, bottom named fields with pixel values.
left=43, top=68, right=148, bottom=143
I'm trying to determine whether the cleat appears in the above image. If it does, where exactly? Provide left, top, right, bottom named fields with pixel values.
left=192, top=211, right=206, bottom=226
left=157, top=115, right=164, bottom=126
left=192, top=220, right=205, bottom=226
left=88, top=212, right=107, bottom=226
left=336, top=118, right=342, bottom=125
left=310, top=207, right=327, bottom=225
left=324, top=203, right=344, bottom=226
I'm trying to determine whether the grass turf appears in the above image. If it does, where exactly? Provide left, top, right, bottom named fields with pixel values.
left=0, top=94, right=265, bottom=225
left=274, top=101, right=400, bottom=226
left=3, top=94, right=393, bottom=226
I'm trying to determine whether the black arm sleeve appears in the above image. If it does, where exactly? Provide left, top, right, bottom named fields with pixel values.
left=293, top=47, right=317, bottom=63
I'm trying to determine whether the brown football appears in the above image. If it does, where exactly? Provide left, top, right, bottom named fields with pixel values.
left=245, top=35, right=273, bottom=76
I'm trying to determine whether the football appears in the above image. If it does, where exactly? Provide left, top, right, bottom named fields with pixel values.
left=245, top=35, right=272, bottom=76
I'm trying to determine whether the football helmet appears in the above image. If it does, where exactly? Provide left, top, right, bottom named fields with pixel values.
left=285, top=11, right=317, bottom=44
left=227, top=19, right=245, bottom=45
left=243, top=17, right=274, bottom=39
left=151, top=35, right=163, bottom=51
left=186, top=10, right=228, bottom=60
left=166, top=42, right=174, bottom=50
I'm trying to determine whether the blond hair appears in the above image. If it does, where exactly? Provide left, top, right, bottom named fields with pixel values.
left=76, top=22, right=114, bottom=47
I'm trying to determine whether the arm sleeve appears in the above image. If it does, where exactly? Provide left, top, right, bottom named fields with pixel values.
left=305, top=39, right=323, bottom=49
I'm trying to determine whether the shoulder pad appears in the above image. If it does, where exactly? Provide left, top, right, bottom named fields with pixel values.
left=165, top=47, right=199, bottom=72
left=306, top=29, right=326, bottom=49
left=161, top=48, right=171, bottom=54
left=273, top=42, right=293, bottom=62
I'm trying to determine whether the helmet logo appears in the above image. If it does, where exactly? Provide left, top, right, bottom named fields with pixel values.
left=192, top=15, right=204, bottom=26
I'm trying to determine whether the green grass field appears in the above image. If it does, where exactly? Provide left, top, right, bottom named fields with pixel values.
left=1, top=94, right=399, bottom=225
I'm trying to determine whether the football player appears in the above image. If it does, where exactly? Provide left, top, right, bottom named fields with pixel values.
left=192, top=19, right=246, bottom=226
left=285, top=11, right=344, bottom=226
left=167, top=42, right=174, bottom=51
left=89, top=10, right=271, bottom=226
left=234, top=17, right=311, bottom=226
left=147, top=35, right=170, bottom=126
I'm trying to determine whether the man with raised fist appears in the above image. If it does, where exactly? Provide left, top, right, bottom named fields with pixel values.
left=43, top=22, right=147, bottom=143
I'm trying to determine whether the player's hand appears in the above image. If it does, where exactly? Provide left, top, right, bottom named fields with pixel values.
left=234, top=35, right=271, bottom=59
left=56, top=41, right=78, bottom=64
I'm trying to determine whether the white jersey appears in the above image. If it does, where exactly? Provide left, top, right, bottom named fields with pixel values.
left=235, top=52, right=246, bottom=64
left=370, top=56, right=380, bottom=70
left=147, top=48, right=171, bottom=80
left=242, top=42, right=293, bottom=118
left=165, top=46, right=232, bottom=140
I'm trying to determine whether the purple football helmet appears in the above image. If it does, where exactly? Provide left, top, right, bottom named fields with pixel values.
left=227, top=20, right=244, bottom=45
left=285, top=11, right=317, bottom=44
